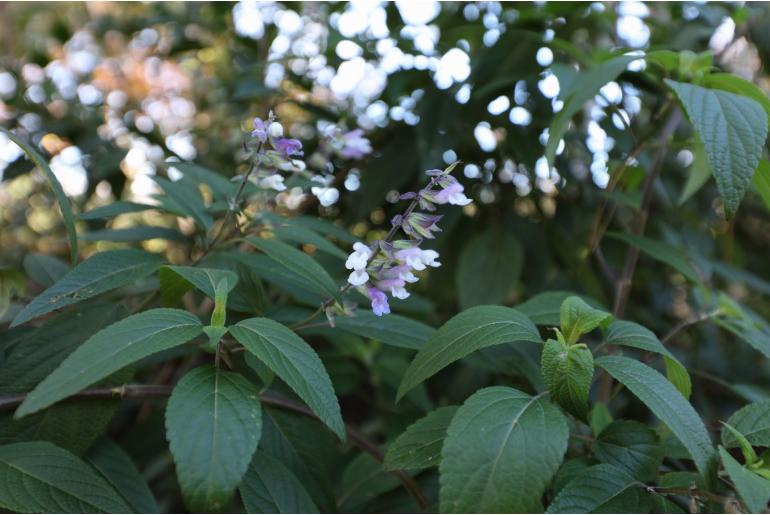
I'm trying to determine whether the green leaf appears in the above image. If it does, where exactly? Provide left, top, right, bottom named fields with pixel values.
left=22, top=253, right=69, bottom=287
left=560, top=295, right=612, bottom=344
left=230, top=317, right=345, bottom=440
left=439, top=387, right=568, bottom=513
left=79, top=226, right=186, bottom=242
left=332, top=311, right=434, bottom=350
left=1, top=128, right=79, bottom=264
left=546, top=464, right=642, bottom=514
left=0, top=441, right=131, bottom=513
left=239, top=450, right=318, bottom=514
left=752, top=159, right=770, bottom=212
left=262, top=214, right=348, bottom=259
left=517, top=290, right=605, bottom=326
left=456, top=227, right=523, bottom=309
left=701, top=73, right=770, bottom=119
left=596, top=356, right=716, bottom=478
left=608, top=232, right=701, bottom=283
left=0, top=268, right=24, bottom=319
left=541, top=339, right=594, bottom=419
left=713, top=294, right=770, bottom=359
left=167, top=162, right=238, bottom=200
left=16, top=308, right=203, bottom=418
left=166, top=366, right=262, bottom=512
left=397, top=306, right=540, bottom=401
left=595, top=420, right=663, bottom=481
left=723, top=400, right=770, bottom=448
left=11, top=249, right=164, bottom=327
left=666, top=79, right=769, bottom=216
left=678, top=135, right=712, bottom=205
left=384, top=406, right=458, bottom=471
left=79, top=201, right=155, bottom=220
left=719, top=446, right=770, bottom=514
left=605, top=320, right=691, bottom=398
left=245, top=237, right=341, bottom=302
left=159, top=265, right=238, bottom=302
left=85, top=438, right=159, bottom=513
left=545, top=54, right=637, bottom=165
left=154, top=176, right=213, bottom=231
left=591, top=402, right=613, bottom=436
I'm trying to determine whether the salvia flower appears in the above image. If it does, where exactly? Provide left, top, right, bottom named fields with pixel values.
left=251, top=117, right=268, bottom=142
left=368, top=287, right=391, bottom=316
left=274, top=138, right=304, bottom=158
left=339, top=129, right=372, bottom=160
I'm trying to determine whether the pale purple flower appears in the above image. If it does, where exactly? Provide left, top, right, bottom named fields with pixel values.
left=433, top=177, right=472, bottom=205
left=368, top=287, right=391, bottom=316
left=377, top=278, right=409, bottom=299
left=394, top=247, right=442, bottom=271
left=346, top=242, right=373, bottom=271
left=340, top=129, right=372, bottom=160
left=348, top=269, right=369, bottom=286
left=251, top=117, right=268, bottom=142
left=274, top=138, right=304, bottom=158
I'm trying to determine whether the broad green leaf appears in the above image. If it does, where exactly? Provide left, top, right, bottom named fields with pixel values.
left=439, top=387, right=568, bottom=513
left=553, top=458, right=593, bottom=496
left=719, top=446, right=770, bottom=514
left=545, top=54, right=636, bottom=165
left=79, top=226, right=186, bottom=242
left=332, top=311, right=434, bottom=350
left=546, top=464, right=642, bottom=514
left=159, top=265, right=238, bottom=301
left=752, top=159, right=770, bottom=212
left=261, top=214, right=348, bottom=259
left=230, top=317, right=345, bottom=440
left=605, top=319, right=691, bottom=398
left=517, top=290, right=605, bottom=326
left=11, top=249, right=163, bottom=327
left=678, top=135, right=712, bottom=205
left=16, top=308, right=203, bottom=418
left=85, top=438, right=159, bottom=513
left=1, top=128, right=79, bottom=264
left=232, top=253, right=325, bottom=306
left=239, top=450, right=318, bottom=514
left=723, top=400, right=770, bottom=448
left=339, top=453, right=400, bottom=511
left=293, top=215, right=359, bottom=244
left=713, top=294, right=770, bottom=358
left=666, top=79, right=768, bottom=216
left=154, top=176, right=213, bottom=230
left=166, top=366, right=262, bottom=512
left=595, top=420, right=663, bottom=481
left=596, top=356, right=716, bottom=478
left=456, top=227, right=523, bottom=309
left=167, top=162, right=237, bottom=200
left=0, top=441, right=131, bottom=513
left=396, top=306, right=540, bottom=400
left=384, top=406, right=458, bottom=471
left=591, top=402, right=613, bottom=436
left=608, top=232, right=701, bottom=283
left=560, top=296, right=612, bottom=344
left=702, top=73, right=770, bottom=119
left=246, top=237, right=341, bottom=302
left=541, top=339, right=594, bottom=419
left=22, top=253, right=69, bottom=287
left=79, top=201, right=155, bottom=220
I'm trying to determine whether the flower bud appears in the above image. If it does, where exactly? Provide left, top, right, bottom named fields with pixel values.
left=268, top=122, right=284, bottom=139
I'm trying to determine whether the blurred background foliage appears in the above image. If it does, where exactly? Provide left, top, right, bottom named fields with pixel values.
left=3, top=1, right=770, bottom=510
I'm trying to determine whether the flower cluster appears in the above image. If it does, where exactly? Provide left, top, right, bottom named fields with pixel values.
left=345, top=164, right=471, bottom=316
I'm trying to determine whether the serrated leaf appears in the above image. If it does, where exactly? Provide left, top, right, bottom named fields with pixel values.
left=439, top=387, right=568, bottom=513
left=546, top=464, right=642, bottom=514
left=11, top=249, right=164, bottom=327
left=16, top=308, right=203, bottom=418
left=384, top=406, right=458, bottom=471
left=332, top=311, right=434, bottom=350
left=79, top=201, right=155, bottom=220
left=230, top=317, right=345, bottom=440
left=85, top=438, right=159, bottom=513
left=723, top=400, right=770, bottom=448
left=0, top=441, right=131, bottom=513
left=246, top=237, right=341, bottom=302
left=159, top=266, right=238, bottom=301
left=541, top=339, right=594, bottom=419
left=517, top=290, right=606, bottom=326
left=1, top=128, right=79, bottom=264
left=397, top=306, right=540, bottom=400
left=596, top=356, right=716, bottom=478
left=596, top=420, right=663, bottom=481
left=22, top=253, right=69, bottom=287
left=166, top=366, right=262, bottom=512
left=608, top=232, right=701, bottom=283
left=719, top=446, right=770, bottom=514
left=560, top=295, right=612, bottom=344
left=702, top=73, right=770, bottom=119
left=666, top=79, right=768, bottom=217
left=239, top=450, right=318, bottom=514
left=456, top=227, right=523, bottom=309
left=605, top=319, right=691, bottom=398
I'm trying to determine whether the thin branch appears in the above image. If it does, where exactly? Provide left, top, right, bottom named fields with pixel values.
left=0, top=385, right=429, bottom=511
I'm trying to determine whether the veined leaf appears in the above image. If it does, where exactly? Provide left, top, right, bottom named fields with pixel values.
left=159, top=266, right=238, bottom=302
left=595, top=420, right=663, bottom=482
left=608, top=231, right=701, bottom=283
left=702, top=73, right=770, bottom=119
left=541, top=339, right=594, bottom=419
left=560, top=295, right=612, bottom=344
left=22, top=253, right=69, bottom=287
left=166, top=366, right=262, bottom=512
left=79, top=201, right=155, bottom=221
left=666, top=79, right=768, bottom=217
left=79, top=226, right=186, bottom=242
left=517, top=290, right=606, bottom=326
left=546, top=464, right=642, bottom=514
left=1, top=128, right=79, bottom=264
left=16, top=308, right=203, bottom=418
left=0, top=441, right=131, bottom=513
left=332, top=311, right=434, bottom=350
left=397, top=305, right=540, bottom=400
left=154, top=176, right=213, bottom=231
left=723, top=400, right=770, bottom=448
left=11, top=249, right=163, bottom=327
left=596, top=356, right=716, bottom=479
left=230, top=317, right=345, bottom=440
left=239, top=450, right=318, bottom=514
left=384, top=406, right=458, bottom=471
left=719, top=446, right=770, bottom=514
left=439, top=387, right=568, bottom=513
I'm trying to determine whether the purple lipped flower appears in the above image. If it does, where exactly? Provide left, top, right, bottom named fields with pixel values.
left=432, top=176, right=472, bottom=206
left=339, top=129, right=372, bottom=160
left=368, top=287, right=391, bottom=316
left=251, top=117, right=268, bottom=143
left=273, top=138, right=304, bottom=158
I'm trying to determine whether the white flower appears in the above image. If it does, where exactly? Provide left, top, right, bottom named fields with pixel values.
left=420, top=249, right=441, bottom=267
left=311, top=186, right=340, bottom=207
left=390, top=285, right=410, bottom=299
left=347, top=269, right=369, bottom=286
left=259, top=173, right=286, bottom=191
left=345, top=242, right=373, bottom=271
left=394, top=247, right=442, bottom=271
left=267, top=121, right=284, bottom=139
left=397, top=268, right=419, bottom=283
